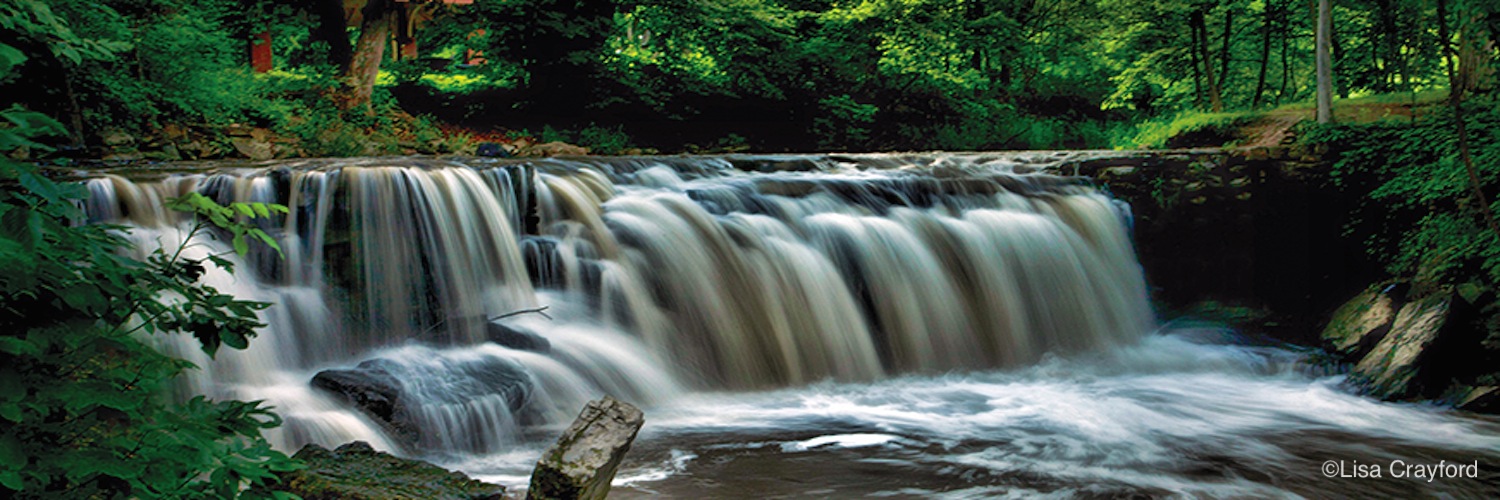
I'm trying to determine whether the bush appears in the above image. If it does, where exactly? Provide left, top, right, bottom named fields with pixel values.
left=0, top=97, right=301, bottom=498
left=1112, top=110, right=1256, bottom=149
left=1300, top=95, right=1500, bottom=290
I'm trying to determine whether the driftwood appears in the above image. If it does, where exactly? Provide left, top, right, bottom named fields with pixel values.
left=413, top=305, right=552, bottom=340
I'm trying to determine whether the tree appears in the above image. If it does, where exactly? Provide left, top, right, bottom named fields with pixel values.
left=1317, top=0, right=1334, bottom=122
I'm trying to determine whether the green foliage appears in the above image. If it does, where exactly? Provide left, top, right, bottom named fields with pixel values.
left=1302, top=95, right=1500, bottom=289
left=576, top=124, right=632, bottom=155
left=1112, top=110, right=1257, bottom=149
left=0, top=70, right=302, bottom=496
left=813, top=95, right=877, bottom=150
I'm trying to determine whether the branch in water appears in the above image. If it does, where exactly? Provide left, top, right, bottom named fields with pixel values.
left=490, top=306, right=552, bottom=321
left=413, top=306, right=553, bottom=339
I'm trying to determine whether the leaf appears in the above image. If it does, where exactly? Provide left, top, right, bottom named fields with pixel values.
left=0, top=470, right=20, bottom=491
left=0, top=434, right=23, bottom=471
left=0, top=43, right=25, bottom=75
left=0, top=337, right=38, bottom=357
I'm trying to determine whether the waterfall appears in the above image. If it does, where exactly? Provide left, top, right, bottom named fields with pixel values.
left=84, top=154, right=1154, bottom=455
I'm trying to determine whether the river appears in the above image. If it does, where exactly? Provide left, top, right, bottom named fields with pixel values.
left=85, top=154, right=1500, bottom=497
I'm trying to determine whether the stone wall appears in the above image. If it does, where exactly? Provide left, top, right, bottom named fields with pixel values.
left=1056, top=149, right=1382, bottom=341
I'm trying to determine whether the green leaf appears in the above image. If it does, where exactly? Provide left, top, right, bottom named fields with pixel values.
left=0, top=469, right=21, bottom=491
left=0, top=434, right=24, bottom=471
left=0, top=337, right=39, bottom=357
left=0, top=43, right=25, bottom=75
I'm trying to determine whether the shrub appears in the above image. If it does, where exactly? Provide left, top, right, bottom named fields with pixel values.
left=0, top=96, right=301, bottom=497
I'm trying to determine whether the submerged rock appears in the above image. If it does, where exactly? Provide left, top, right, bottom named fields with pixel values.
left=487, top=322, right=552, bottom=352
left=528, top=396, right=645, bottom=500
left=273, top=441, right=505, bottom=500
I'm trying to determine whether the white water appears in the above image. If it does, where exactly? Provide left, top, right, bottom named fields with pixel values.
left=84, top=154, right=1500, bottom=496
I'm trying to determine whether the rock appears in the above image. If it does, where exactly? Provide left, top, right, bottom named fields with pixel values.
left=1098, top=166, right=1137, bottom=180
left=310, top=360, right=416, bottom=443
left=487, top=322, right=552, bottom=352
left=527, top=397, right=644, bottom=500
left=1321, top=286, right=1399, bottom=360
left=525, top=141, right=589, bottom=157
left=273, top=441, right=505, bottom=500
left=312, top=356, right=534, bottom=447
left=102, top=152, right=143, bottom=162
left=1456, top=386, right=1500, bottom=413
left=476, top=142, right=511, bottom=157
left=101, top=129, right=135, bottom=147
left=231, top=136, right=275, bottom=160
left=1352, top=294, right=1450, bottom=399
left=225, top=124, right=254, bottom=137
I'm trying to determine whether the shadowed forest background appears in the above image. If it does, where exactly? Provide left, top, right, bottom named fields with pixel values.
left=3, top=0, right=1496, bottom=155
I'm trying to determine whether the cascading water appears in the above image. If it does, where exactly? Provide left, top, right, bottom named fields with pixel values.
left=84, top=154, right=1500, bottom=496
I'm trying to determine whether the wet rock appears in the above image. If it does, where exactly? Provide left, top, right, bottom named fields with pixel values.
left=1352, top=294, right=1450, bottom=399
left=487, top=322, right=552, bottom=352
left=273, top=441, right=505, bottom=500
left=311, top=360, right=415, bottom=443
left=476, top=142, right=511, bottom=157
left=528, top=396, right=644, bottom=500
left=1321, top=286, right=1399, bottom=360
left=311, top=356, right=534, bottom=447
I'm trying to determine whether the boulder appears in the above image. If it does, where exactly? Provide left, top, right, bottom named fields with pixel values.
left=1351, top=294, right=1450, bottom=399
left=487, top=322, right=552, bottom=352
left=311, top=356, right=534, bottom=447
left=527, top=397, right=645, bottom=500
left=525, top=141, right=589, bottom=157
left=273, top=441, right=505, bottom=500
left=100, top=129, right=135, bottom=147
left=1321, top=286, right=1398, bottom=360
left=311, top=359, right=417, bottom=443
left=1455, top=386, right=1500, bottom=413
left=476, top=142, right=512, bottom=158
left=231, top=136, right=275, bottom=160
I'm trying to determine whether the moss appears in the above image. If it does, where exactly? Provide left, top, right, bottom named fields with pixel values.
left=269, top=442, right=505, bottom=500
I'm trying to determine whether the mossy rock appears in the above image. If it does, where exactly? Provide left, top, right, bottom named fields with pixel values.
left=272, top=442, right=505, bottom=500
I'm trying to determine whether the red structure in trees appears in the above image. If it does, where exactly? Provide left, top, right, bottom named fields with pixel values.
left=248, top=0, right=473, bottom=73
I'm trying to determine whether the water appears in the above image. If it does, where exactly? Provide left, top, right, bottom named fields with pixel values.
left=84, top=153, right=1500, bottom=496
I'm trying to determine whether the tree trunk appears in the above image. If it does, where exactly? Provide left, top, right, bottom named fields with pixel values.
left=1436, top=0, right=1500, bottom=249
left=1189, top=13, right=1205, bottom=109
left=1316, top=0, right=1333, bottom=123
left=1193, top=7, right=1223, bottom=112
left=1277, top=4, right=1291, bottom=105
left=1252, top=0, right=1275, bottom=108
left=1188, top=11, right=1212, bottom=108
left=1213, top=7, right=1233, bottom=112
left=342, top=0, right=394, bottom=112
left=310, top=0, right=352, bottom=68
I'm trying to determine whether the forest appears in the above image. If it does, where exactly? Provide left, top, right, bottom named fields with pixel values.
left=4, top=0, right=1500, bottom=498
left=1, top=0, right=1494, bottom=154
